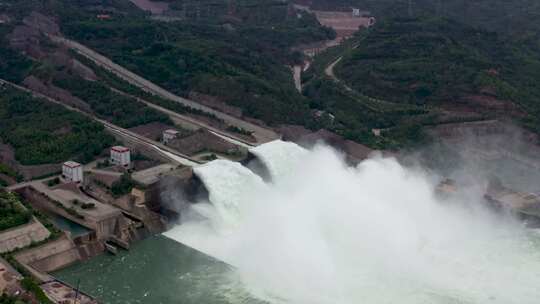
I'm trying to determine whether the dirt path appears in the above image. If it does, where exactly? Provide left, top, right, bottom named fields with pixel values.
left=293, top=65, right=302, bottom=92
left=324, top=43, right=360, bottom=90
left=325, top=57, right=342, bottom=82
left=325, top=56, right=358, bottom=94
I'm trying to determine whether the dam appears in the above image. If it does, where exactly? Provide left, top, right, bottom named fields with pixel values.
left=57, top=141, right=540, bottom=304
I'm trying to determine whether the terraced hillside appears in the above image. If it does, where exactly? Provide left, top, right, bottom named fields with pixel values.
left=335, top=17, right=540, bottom=133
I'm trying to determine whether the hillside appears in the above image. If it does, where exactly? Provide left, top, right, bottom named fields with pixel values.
left=334, top=17, right=540, bottom=133
left=0, top=84, right=114, bottom=166
left=51, top=0, right=334, bottom=126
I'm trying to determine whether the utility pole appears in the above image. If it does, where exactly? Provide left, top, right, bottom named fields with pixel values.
left=74, top=279, right=81, bottom=304
left=408, top=0, right=413, bottom=18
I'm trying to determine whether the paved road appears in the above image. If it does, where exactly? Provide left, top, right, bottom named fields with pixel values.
left=0, top=79, right=200, bottom=167
left=325, top=57, right=343, bottom=82
left=324, top=43, right=359, bottom=90
left=293, top=65, right=302, bottom=92
left=110, top=88, right=253, bottom=148
left=48, top=35, right=280, bottom=145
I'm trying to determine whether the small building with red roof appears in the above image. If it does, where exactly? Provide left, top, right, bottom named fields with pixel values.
left=110, top=146, right=131, bottom=167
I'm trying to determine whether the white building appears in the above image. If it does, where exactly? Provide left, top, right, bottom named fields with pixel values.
left=62, top=161, right=83, bottom=183
left=352, top=8, right=361, bottom=17
left=162, top=129, right=180, bottom=144
left=110, top=146, right=131, bottom=167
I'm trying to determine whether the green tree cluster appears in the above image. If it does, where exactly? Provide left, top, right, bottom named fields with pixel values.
left=50, top=0, right=334, bottom=126
left=0, top=85, right=115, bottom=165
left=111, top=173, right=136, bottom=197
left=335, top=17, right=540, bottom=133
left=0, top=191, right=31, bottom=231
left=52, top=75, right=172, bottom=128
left=0, top=294, right=28, bottom=304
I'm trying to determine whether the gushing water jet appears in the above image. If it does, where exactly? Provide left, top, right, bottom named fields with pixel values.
left=164, top=140, right=540, bottom=304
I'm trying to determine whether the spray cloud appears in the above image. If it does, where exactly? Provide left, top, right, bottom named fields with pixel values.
left=164, top=141, right=540, bottom=304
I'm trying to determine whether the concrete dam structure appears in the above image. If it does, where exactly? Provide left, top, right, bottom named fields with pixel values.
left=178, top=141, right=308, bottom=208
left=164, top=140, right=540, bottom=304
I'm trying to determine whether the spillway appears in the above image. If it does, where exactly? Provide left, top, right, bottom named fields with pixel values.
left=192, top=160, right=266, bottom=228
left=248, top=140, right=307, bottom=180
left=164, top=140, right=540, bottom=304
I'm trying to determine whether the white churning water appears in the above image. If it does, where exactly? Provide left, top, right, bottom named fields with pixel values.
left=164, top=141, right=540, bottom=304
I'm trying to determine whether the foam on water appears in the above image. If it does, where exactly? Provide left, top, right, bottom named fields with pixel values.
left=248, top=140, right=307, bottom=180
left=164, top=141, right=540, bottom=304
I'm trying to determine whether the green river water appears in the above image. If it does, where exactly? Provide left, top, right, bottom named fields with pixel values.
left=53, top=235, right=259, bottom=304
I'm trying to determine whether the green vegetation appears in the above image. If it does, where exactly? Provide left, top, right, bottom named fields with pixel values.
left=337, top=17, right=498, bottom=105
left=81, top=202, right=95, bottom=209
left=3, top=0, right=540, bottom=150
left=0, top=24, right=34, bottom=83
left=226, top=126, right=253, bottom=136
left=21, top=277, right=53, bottom=304
left=50, top=199, right=84, bottom=220
left=0, top=190, right=61, bottom=247
left=52, top=75, right=172, bottom=128
left=50, top=0, right=334, bottom=126
left=111, top=173, right=136, bottom=197
left=0, top=250, right=53, bottom=304
left=335, top=17, right=540, bottom=133
left=201, top=153, right=218, bottom=161
left=0, top=163, right=22, bottom=182
left=0, top=191, right=58, bottom=304
left=304, top=0, right=540, bottom=36
left=96, top=159, right=110, bottom=169
left=0, top=294, right=27, bottom=304
left=0, top=191, right=31, bottom=231
left=72, top=199, right=95, bottom=209
left=0, top=45, right=34, bottom=84
left=8, top=191, right=62, bottom=239
left=46, top=177, right=60, bottom=187
left=302, top=35, right=362, bottom=83
left=0, top=85, right=115, bottom=165
left=303, top=76, right=427, bottom=148
left=301, top=0, right=540, bottom=146
left=71, top=53, right=224, bottom=123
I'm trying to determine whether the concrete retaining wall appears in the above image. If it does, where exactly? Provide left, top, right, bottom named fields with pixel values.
left=109, top=131, right=171, bottom=163
left=17, top=186, right=123, bottom=241
left=15, top=235, right=80, bottom=275
left=0, top=217, right=50, bottom=253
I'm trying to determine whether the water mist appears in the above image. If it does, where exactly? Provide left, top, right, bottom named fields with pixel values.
left=164, top=141, right=540, bottom=304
